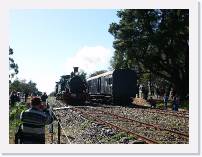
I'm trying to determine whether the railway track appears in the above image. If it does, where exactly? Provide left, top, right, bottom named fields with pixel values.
left=91, top=101, right=189, bottom=118
left=50, top=99, right=151, bottom=144
left=48, top=98, right=189, bottom=144
left=51, top=97, right=188, bottom=119
left=79, top=107, right=189, bottom=137
left=100, top=106, right=189, bottom=134
left=71, top=107, right=158, bottom=144
left=71, top=107, right=188, bottom=144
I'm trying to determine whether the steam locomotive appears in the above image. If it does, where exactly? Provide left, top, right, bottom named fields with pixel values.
left=55, top=67, right=88, bottom=105
left=55, top=68, right=137, bottom=106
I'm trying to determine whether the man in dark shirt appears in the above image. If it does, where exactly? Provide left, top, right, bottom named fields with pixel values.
left=41, top=92, right=48, bottom=105
left=20, top=97, right=53, bottom=144
left=10, top=91, right=18, bottom=107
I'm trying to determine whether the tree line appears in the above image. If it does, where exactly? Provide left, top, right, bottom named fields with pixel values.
left=108, top=9, right=189, bottom=99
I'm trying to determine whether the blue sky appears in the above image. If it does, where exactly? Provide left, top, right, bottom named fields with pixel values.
left=10, top=10, right=119, bottom=94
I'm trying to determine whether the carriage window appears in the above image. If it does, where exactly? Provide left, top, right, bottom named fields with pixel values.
left=108, top=78, right=112, bottom=85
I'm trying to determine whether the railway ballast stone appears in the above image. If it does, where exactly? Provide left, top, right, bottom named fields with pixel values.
left=120, top=137, right=130, bottom=144
left=101, top=128, right=115, bottom=136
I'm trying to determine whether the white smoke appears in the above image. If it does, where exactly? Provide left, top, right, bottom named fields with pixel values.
left=64, top=46, right=113, bottom=75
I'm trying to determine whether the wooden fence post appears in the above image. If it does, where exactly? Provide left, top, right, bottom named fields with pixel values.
left=57, top=119, right=61, bottom=144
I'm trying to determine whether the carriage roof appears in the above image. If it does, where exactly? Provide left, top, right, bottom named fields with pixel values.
left=87, top=71, right=113, bottom=81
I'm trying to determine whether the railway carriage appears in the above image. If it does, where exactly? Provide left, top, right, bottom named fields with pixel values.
left=87, top=71, right=113, bottom=95
left=87, top=69, right=137, bottom=105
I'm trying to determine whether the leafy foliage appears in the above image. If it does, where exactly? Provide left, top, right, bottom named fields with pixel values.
left=9, top=102, right=28, bottom=143
left=59, top=75, right=71, bottom=91
left=76, top=70, right=87, bottom=82
left=109, top=9, right=189, bottom=99
left=9, top=47, right=19, bottom=82
left=70, top=70, right=87, bottom=81
left=9, top=79, right=40, bottom=95
left=9, top=102, right=27, bottom=122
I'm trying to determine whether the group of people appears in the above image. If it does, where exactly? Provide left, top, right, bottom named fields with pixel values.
left=9, top=91, right=21, bottom=107
left=14, top=92, right=54, bottom=144
left=148, top=94, right=180, bottom=111
left=9, top=91, right=31, bottom=107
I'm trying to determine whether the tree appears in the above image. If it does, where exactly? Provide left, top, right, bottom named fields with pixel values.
left=27, top=80, right=39, bottom=95
left=89, top=70, right=107, bottom=77
left=109, top=9, right=189, bottom=99
left=77, top=70, right=87, bottom=82
left=59, top=75, right=71, bottom=91
left=70, top=70, right=87, bottom=81
left=9, top=47, right=19, bottom=83
left=9, top=79, right=40, bottom=95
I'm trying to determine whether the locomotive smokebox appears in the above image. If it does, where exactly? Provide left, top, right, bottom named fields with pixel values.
left=73, top=67, right=79, bottom=74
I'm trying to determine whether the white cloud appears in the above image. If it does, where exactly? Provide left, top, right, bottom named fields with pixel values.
left=63, top=46, right=113, bottom=76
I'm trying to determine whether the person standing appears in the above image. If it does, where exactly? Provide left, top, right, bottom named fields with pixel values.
left=173, top=96, right=179, bottom=111
left=176, top=96, right=180, bottom=110
left=19, top=97, right=53, bottom=144
left=10, top=91, right=16, bottom=107
left=10, top=91, right=19, bottom=107
left=163, top=94, right=169, bottom=110
left=25, top=93, right=29, bottom=103
left=41, top=92, right=48, bottom=105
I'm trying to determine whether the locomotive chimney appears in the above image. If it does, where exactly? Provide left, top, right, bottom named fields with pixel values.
left=73, top=67, right=79, bottom=74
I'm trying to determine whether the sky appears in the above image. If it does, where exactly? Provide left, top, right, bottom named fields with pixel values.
left=10, top=10, right=119, bottom=94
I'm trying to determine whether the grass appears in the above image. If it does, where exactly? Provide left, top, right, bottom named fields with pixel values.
left=9, top=102, right=28, bottom=144
left=111, top=132, right=127, bottom=141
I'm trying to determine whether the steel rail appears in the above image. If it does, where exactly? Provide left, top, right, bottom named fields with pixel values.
left=91, top=101, right=189, bottom=118
left=53, top=99, right=188, bottom=143
left=71, top=108, right=159, bottom=144
left=52, top=104, right=189, bottom=139
left=84, top=108, right=189, bottom=138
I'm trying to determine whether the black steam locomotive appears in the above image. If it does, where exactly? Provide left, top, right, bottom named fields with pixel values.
left=87, top=69, right=137, bottom=105
left=55, top=67, right=88, bottom=105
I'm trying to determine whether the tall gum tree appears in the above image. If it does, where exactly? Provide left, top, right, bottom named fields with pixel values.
left=109, top=9, right=189, bottom=99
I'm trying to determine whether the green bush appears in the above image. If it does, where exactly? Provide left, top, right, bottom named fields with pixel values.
left=180, top=100, right=189, bottom=110
left=9, top=102, right=28, bottom=143
left=10, top=102, right=27, bottom=120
